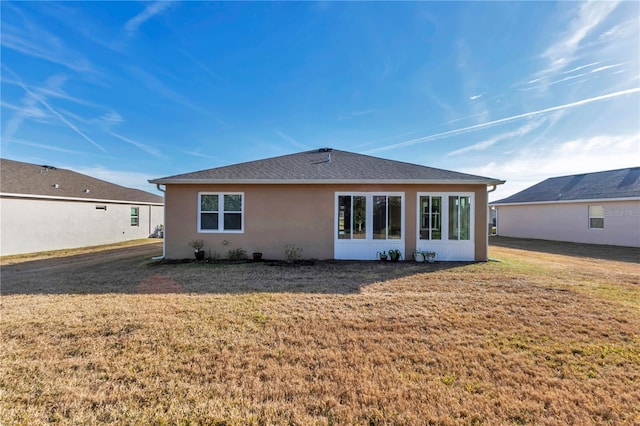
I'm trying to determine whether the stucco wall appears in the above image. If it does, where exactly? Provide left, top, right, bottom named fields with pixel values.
left=495, top=200, right=640, bottom=247
left=0, top=197, right=164, bottom=256
left=164, top=184, right=490, bottom=261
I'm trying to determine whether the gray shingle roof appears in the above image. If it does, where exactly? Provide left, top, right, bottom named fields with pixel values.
left=150, top=149, right=504, bottom=185
left=492, top=167, right=640, bottom=204
left=1, top=158, right=164, bottom=204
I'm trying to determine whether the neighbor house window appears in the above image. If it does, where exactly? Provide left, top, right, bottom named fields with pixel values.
left=130, top=207, right=139, bottom=226
left=589, top=205, right=604, bottom=229
left=336, top=193, right=404, bottom=240
left=419, top=196, right=442, bottom=240
left=448, top=196, right=471, bottom=240
left=198, top=193, right=244, bottom=232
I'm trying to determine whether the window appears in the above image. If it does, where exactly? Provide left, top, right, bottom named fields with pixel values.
left=198, top=193, right=244, bottom=232
left=449, top=196, right=471, bottom=240
left=130, top=207, right=139, bottom=226
left=336, top=193, right=403, bottom=241
left=419, top=196, right=442, bottom=240
left=589, top=205, right=604, bottom=229
left=373, top=195, right=402, bottom=239
left=338, top=195, right=366, bottom=239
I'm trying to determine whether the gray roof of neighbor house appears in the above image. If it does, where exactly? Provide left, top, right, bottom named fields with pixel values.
left=1, top=158, right=164, bottom=204
left=150, top=149, right=505, bottom=185
left=492, top=167, right=640, bottom=205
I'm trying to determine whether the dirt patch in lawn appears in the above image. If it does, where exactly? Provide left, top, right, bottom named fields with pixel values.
left=135, top=274, right=183, bottom=294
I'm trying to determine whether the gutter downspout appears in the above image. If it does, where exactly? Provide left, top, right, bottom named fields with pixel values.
left=486, top=185, right=498, bottom=261
left=152, top=184, right=166, bottom=260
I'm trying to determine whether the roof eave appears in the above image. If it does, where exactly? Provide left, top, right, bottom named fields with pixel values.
left=490, top=196, right=640, bottom=206
left=0, top=192, right=164, bottom=205
left=149, top=178, right=506, bottom=186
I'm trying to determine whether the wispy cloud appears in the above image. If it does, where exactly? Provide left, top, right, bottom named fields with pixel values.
left=338, top=109, right=379, bottom=121
left=69, top=165, right=161, bottom=193
left=540, top=1, right=620, bottom=77
left=0, top=5, right=96, bottom=74
left=183, top=150, right=224, bottom=162
left=470, top=133, right=640, bottom=201
left=2, top=73, right=104, bottom=109
left=126, top=66, right=209, bottom=115
left=179, top=49, right=225, bottom=83
left=351, top=109, right=378, bottom=117
left=366, top=88, right=640, bottom=153
left=523, top=62, right=627, bottom=91
left=125, top=1, right=175, bottom=35
left=446, top=119, right=546, bottom=157
left=97, top=111, right=125, bottom=125
left=2, top=66, right=107, bottom=153
left=4, top=137, right=87, bottom=156
left=275, top=130, right=311, bottom=150
left=469, top=93, right=484, bottom=101
left=107, top=131, right=163, bottom=158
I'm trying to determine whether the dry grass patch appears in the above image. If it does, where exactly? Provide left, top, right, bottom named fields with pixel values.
left=1, top=239, right=639, bottom=424
left=0, top=239, right=160, bottom=266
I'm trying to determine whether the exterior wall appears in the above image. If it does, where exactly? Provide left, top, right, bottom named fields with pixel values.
left=495, top=200, right=640, bottom=247
left=164, top=183, right=490, bottom=261
left=0, top=196, right=164, bottom=256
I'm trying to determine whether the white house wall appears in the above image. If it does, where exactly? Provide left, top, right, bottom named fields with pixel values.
left=0, top=197, right=164, bottom=256
left=496, top=200, right=640, bottom=247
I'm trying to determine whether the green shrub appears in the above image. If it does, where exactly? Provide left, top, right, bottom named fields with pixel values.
left=227, top=248, right=247, bottom=260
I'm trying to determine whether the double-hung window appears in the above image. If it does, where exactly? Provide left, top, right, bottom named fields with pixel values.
left=198, top=192, right=244, bottom=233
left=588, top=206, right=604, bottom=229
left=130, top=207, right=139, bottom=227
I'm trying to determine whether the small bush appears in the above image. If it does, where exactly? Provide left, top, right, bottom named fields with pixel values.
left=284, top=244, right=303, bottom=263
left=189, top=239, right=204, bottom=251
left=226, top=248, right=248, bottom=260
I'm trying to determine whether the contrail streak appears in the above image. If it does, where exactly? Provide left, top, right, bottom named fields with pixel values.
left=366, top=88, right=640, bottom=153
left=3, top=65, right=107, bottom=153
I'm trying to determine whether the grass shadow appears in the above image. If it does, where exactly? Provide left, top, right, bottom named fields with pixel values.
left=1, top=246, right=468, bottom=295
left=490, top=236, right=640, bottom=264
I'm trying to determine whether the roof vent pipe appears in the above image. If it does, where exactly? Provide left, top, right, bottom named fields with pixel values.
left=53, top=183, right=60, bottom=189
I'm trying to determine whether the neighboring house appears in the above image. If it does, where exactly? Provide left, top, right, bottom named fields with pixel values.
left=149, top=149, right=504, bottom=261
left=491, top=167, right=640, bottom=248
left=0, top=158, right=164, bottom=256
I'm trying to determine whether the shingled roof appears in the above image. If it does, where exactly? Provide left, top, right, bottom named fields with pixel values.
left=492, top=167, right=640, bottom=205
left=1, top=158, right=163, bottom=204
left=150, top=149, right=504, bottom=185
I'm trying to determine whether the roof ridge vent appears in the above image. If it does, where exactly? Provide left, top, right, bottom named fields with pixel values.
left=318, top=147, right=333, bottom=153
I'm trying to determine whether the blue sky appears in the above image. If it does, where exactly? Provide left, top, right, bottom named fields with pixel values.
left=1, top=1, right=638, bottom=201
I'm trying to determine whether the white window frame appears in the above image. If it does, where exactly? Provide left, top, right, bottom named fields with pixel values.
left=416, top=192, right=474, bottom=243
left=588, top=205, right=604, bottom=230
left=417, top=194, right=443, bottom=241
left=197, top=192, right=244, bottom=233
left=335, top=192, right=405, bottom=242
left=130, top=207, right=140, bottom=227
left=415, top=192, right=475, bottom=261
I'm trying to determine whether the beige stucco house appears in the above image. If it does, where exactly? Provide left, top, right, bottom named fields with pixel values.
left=150, top=149, right=504, bottom=261
left=491, top=167, right=640, bottom=248
left=0, top=159, right=164, bottom=256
